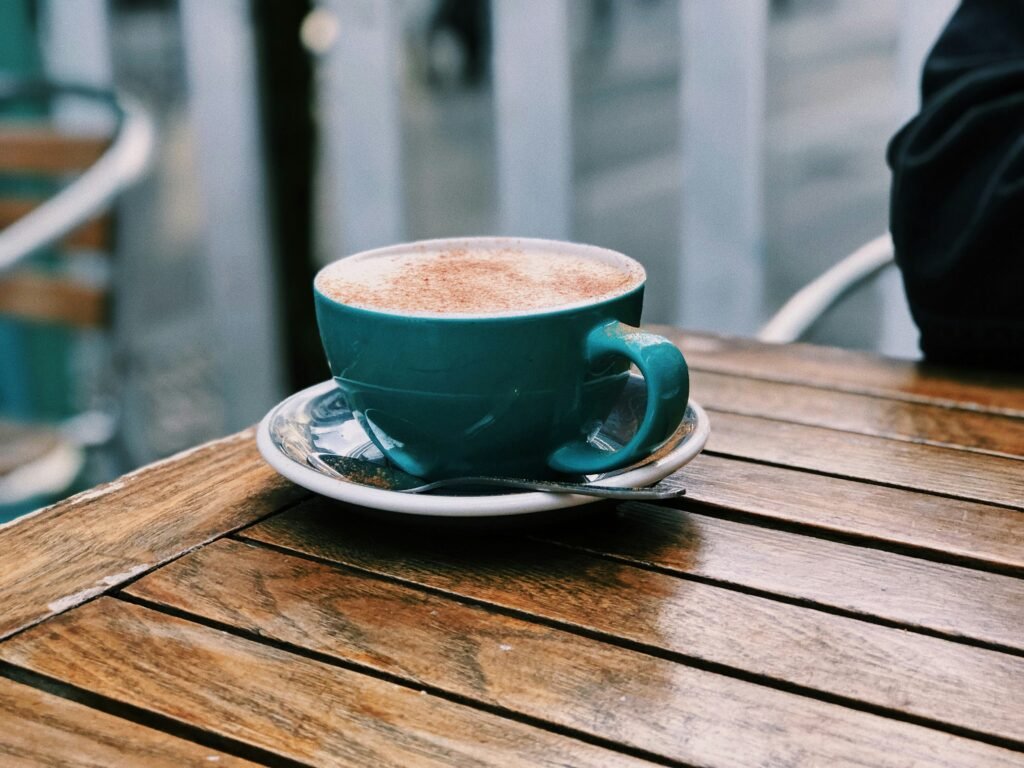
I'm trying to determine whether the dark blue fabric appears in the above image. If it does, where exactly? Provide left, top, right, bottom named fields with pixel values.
left=888, top=0, right=1024, bottom=369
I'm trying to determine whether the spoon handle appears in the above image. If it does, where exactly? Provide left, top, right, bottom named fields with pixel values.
left=308, top=452, right=685, bottom=500
left=410, top=476, right=686, bottom=500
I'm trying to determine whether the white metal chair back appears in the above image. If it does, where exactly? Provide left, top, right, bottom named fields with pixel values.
left=0, top=80, right=154, bottom=273
left=0, top=80, right=154, bottom=511
left=757, top=234, right=895, bottom=344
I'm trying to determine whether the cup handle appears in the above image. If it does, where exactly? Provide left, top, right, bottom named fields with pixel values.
left=548, top=320, right=689, bottom=475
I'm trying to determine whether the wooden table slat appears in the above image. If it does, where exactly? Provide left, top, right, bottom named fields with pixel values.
left=0, top=429, right=308, bottom=640
left=0, top=598, right=655, bottom=768
left=706, top=411, right=1024, bottom=510
left=0, top=676, right=254, bottom=767
left=536, top=502, right=1024, bottom=652
left=122, top=538, right=1024, bottom=767
left=240, top=502, right=1024, bottom=748
left=662, top=329, right=1024, bottom=416
left=671, top=454, right=1024, bottom=573
left=691, top=369, right=1024, bottom=458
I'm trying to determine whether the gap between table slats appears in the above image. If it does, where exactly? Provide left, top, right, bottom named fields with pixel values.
left=660, top=455, right=1024, bottom=575
left=0, top=598, right=664, bottom=768
left=700, top=410, right=1024, bottom=511
left=5, top=547, right=1022, bottom=768
left=689, top=369, right=1024, bottom=459
left=528, top=501, right=1024, bottom=653
left=115, top=535, right=1024, bottom=759
left=657, top=328, right=1024, bottom=417
left=0, top=675, right=257, bottom=767
left=0, top=428, right=310, bottom=642
left=226, top=503, right=1024, bottom=747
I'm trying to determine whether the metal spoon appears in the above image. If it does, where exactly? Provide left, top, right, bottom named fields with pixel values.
left=308, top=453, right=685, bottom=501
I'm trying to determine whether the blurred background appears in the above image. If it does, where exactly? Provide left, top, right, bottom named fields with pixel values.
left=1, top=0, right=957, bottom=519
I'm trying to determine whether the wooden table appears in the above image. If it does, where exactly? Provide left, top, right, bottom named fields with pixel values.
left=2, top=330, right=1022, bottom=767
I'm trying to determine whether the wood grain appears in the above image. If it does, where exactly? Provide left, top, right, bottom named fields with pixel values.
left=0, top=126, right=109, bottom=174
left=0, top=198, right=112, bottom=251
left=654, top=328, right=1024, bottom=416
left=536, top=502, right=1024, bottom=651
left=0, top=430, right=306, bottom=640
left=0, top=675, right=253, bottom=767
left=0, top=598, right=654, bottom=768
left=670, top=454, right=1024, bottom=574
left=242, top=501, right=1024, bottom=747
left=0, top=272, right=108, bottom=328
left=691, top=369, right=1024, bottom=458
left=705, top=411, right=1024, bottom=509
left=126, top=537, right=1024, bottom=767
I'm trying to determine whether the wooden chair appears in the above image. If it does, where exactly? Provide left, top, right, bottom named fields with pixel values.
left=0, top=125, right=113, bottom=329
left=0, top=81, right=153, bottom=518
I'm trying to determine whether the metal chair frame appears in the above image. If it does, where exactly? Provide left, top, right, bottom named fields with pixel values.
left=0, top=79, right=155, bottom=272
left=0, top=79, right=154, bottom=508
left=757, top=233, right=895, bottom=344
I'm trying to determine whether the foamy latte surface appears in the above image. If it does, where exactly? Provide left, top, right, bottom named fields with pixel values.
left=317, top=247, right=644, bottom=315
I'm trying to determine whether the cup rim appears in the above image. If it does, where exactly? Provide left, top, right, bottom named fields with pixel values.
left=313, top=236, right=647, bottom=321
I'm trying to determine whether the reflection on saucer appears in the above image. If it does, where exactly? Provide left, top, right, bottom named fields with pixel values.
left=257, top=375, right=710, bottom=518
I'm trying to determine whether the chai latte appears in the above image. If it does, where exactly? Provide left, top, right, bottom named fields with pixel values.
left=316, top=247, right=644, bottom=315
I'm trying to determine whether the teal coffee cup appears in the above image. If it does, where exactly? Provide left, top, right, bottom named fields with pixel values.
left=313, top=237, right=689, bottom=480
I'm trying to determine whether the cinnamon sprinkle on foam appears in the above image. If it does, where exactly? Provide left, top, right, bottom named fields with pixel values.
left=317, top=247, right=643, bottom=315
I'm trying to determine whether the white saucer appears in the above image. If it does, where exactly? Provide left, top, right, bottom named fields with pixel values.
left=257, top=376, right=710, bottom=517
